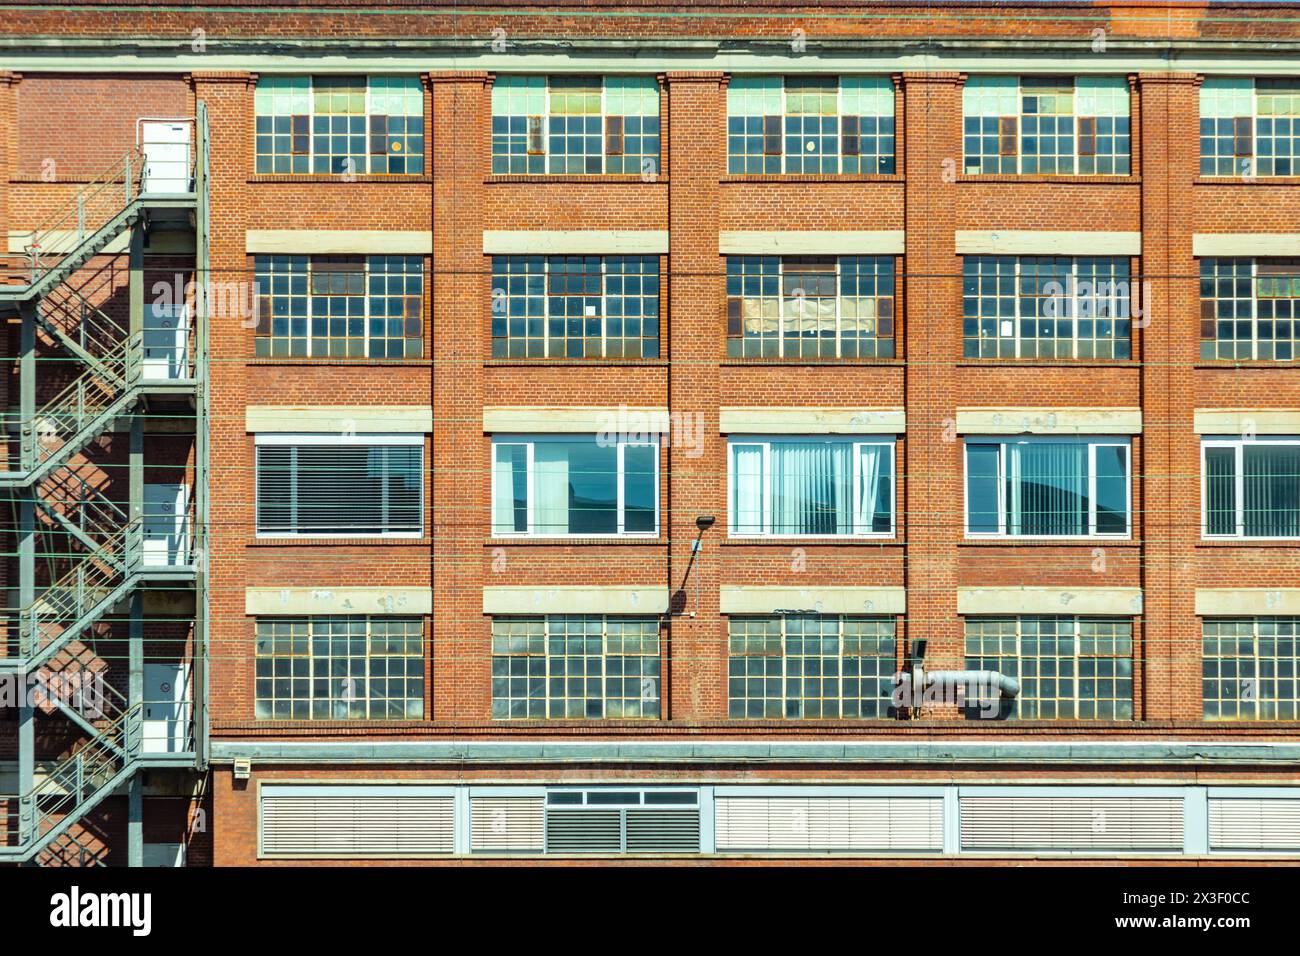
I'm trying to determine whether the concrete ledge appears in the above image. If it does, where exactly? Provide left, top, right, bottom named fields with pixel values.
left=718, top=230, right=905, bottom=255
left=958, top=587, right=1143, bottom=616
left=246, top=405, right=434, bottom=433
left=1193, top=234, right=1300, bottom=258
left=483, top=586, right=668, bottom=615
left=1194, top=408, right=1300, bottom=435
left=245, top=229, right=432, bottom=254
left=482, top=230, right=669, bottom=255
left=483, top=406, right=671, bottom=433
left=720, top=586, right=906, bottom=616
left=247, top=587, right=432, bottom=616
left=956, top=407, right=1142, bottom=435
left=209, top=739, right=1300, bottom=767
left=1197, top=589, right=1300, bottom=616
left=955, top=230, right=1141, bottom=256
left=720, top=407, right=905, bottom=434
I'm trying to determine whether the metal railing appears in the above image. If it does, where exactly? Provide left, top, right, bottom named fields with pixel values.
left=22, top=148, right=143, bottom=285
left=19, top=334, right=142, bottom=472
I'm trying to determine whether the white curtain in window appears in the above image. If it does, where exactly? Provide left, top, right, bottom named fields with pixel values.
left=732, top=444, right=765, bottom=534
left=533, top=443, right=570, bottom=534
left=492, top=446, right=518, bottom=535
left=856, top=444, right=885, bottom=531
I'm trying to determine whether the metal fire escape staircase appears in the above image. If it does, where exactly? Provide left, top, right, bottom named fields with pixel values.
left=0, top=106, right=210, bottom=865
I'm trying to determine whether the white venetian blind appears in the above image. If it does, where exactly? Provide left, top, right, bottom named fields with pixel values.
left=1209, top=797, right=1300, bottom=851
left=960, top=795, right=1183, bottom=852
left=714, top=796, right=944, bottom=852
left=261, top=791, right=453, bottom=857
left=470, top=796, right=545, bottom=853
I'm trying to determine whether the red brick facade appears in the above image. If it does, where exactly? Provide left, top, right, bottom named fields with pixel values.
left=3, top=1, right=1300, bottom=864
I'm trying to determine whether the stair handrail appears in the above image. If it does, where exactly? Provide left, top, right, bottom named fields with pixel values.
left=23, top=702, right=141, bottom=846
left=23, top=148, right=143, bottom=284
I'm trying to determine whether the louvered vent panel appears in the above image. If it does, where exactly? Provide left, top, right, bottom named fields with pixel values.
left=1209, top=798, right=1300, bottom=851
left=960, top=796, right=1183, bottom=852
left=714, top=796, right=943, bottom=852
left=625, top=808, right=701, bottom=853
left=470, top=796, right=545, bottom=853
left=261, top=794, right=454, bottom=857
left=545, top=809, right=622, bottom=853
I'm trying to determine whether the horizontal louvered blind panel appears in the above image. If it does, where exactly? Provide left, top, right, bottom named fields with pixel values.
left=546, top=808, right=622, bottom=853
left=256, top=444, right=422, bottom=535
left=470, top=796, right=545, bottom=852
left=1209, top=798, right=1300, bottom=851
left=715, top=796, right=943, bottom=852
left=960, top=796, right=1183, bottom=851
left=262, top=794, right=453, bottom=856
left=625, top=808, right=701, bottom=853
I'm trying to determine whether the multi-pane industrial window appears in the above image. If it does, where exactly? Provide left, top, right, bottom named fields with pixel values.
left=491, top=76, right=660, bottom=175
left=254, top=255, right=423, bottom=358
left=1203, top=438, right=1300, bottom=538
left=255, top=617, right=424, bottom=719
left=491, top=255, right=659, bottom=358
left=725, top=256, right=896, bottom=358
left=728, top=437, right=894, bottom=536
left=254, top=75, right=424, bottom=174
left=727, top=616, right=897, bottom=719
left=255, top=435, right=423, bottom=537
left=727, top=76, right=896, bottom=174
left=1201, top=78, right=1300, bottom=177
left=964, top=617, right=1134, bottom=719
left=963, top=76, right=1131, bottom=175
left=1199, top=258, right=1300, bottom=360
left=492, top=435, right=658, bottom=536
left=965, top=438, right=1131, bottom=537
left=491, top=616, right=660, bottom=719
left=962, top=257, right=1133, bottom=359
left=1203, top=618, right=1300, bottom=720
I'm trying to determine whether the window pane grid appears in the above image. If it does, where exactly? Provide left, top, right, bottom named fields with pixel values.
left=491, top=255, right=659, bottom=359
left=964, top=76, right=1130, bottom=176
left=1200, top=258, right=1300, bottom=360
left=726, top=76, right=895, bottom=175
left=726, top=256, right=896, bottom=358
left=491, top=616, right=660, bottom=719
left=962, top=256, right=1132, bottom=359
left=1204, top=618, right=1300, bottom=720
left=255, top=616, right=424, bottom=720
left=1201, top=79, right=1300, bottom=178
left=728, top=616, right=896, bottom=719
left=492, top=76, right=660, bottom=175
left=255, top=254, right=423, bottom=359
left=964, top=616, right=1133, bottom=720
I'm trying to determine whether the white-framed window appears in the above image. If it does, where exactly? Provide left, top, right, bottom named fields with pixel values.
left=492, top=434, right=659, bottom=537
left=1202, top=436, right=1300, bottom=539
left=964, top=437, right=1131, bottom=538
left=727, top=436, right=895, bottom=537
left=255, top=433, right=424, bottom=538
